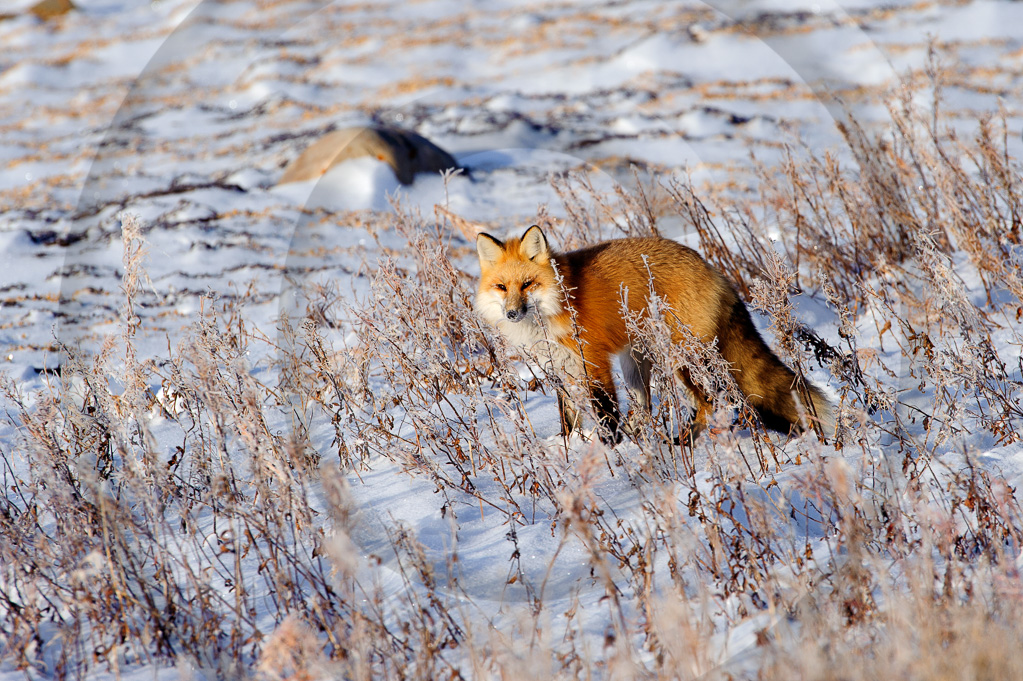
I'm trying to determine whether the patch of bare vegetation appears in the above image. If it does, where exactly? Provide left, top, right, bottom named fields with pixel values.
left=3, top=93, right=1023, bottom=679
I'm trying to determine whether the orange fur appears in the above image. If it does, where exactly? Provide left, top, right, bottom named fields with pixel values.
left=476, top=225, right=833, bottom=444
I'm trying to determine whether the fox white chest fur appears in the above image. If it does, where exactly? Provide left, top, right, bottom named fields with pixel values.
left=475, top=284, right=583, bottom=379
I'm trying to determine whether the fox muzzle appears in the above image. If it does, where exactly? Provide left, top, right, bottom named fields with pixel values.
left=505, top=301, right=528, bottom=322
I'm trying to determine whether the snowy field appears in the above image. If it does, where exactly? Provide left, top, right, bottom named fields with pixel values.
left=3, top=0, right=1023, bottom=678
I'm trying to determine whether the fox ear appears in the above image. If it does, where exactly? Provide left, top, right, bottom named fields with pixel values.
left=520, top=225, right=549, bottom=263
left=476, top=233, right=504, bottom=267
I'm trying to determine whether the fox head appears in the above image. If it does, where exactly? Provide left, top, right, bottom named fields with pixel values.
left=475, top=225, right=563, bottom=330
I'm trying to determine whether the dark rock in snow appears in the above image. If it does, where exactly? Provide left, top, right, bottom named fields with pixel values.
left=278, top=125, right=460, bottom=186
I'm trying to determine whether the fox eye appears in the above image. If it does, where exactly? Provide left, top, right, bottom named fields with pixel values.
left=495, top=283, right=507, bottom=292
left=521, top=279, right=534, bottom=291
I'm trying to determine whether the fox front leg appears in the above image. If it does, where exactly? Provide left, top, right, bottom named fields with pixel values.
left=557, top=392, right=582, bottom=437
left=590, top=385, right=623, bottom=445
left=586, top=360, right=623, bottom=445
left=558, top=387, right=621, bottom=445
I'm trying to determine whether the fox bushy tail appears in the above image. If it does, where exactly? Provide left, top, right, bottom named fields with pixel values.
left=718, top=299, right=834, bottom=437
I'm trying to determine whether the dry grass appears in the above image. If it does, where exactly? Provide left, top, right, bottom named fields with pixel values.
left=2, top=90, right=1023, bottom=680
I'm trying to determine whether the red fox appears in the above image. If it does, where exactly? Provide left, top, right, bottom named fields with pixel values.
left=475, top=225, right=833, bottom=444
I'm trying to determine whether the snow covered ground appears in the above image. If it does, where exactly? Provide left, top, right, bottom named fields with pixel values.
left=3, top=0, right=1023, bottom=678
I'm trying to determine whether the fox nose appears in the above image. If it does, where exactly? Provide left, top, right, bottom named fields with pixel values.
left=506, top=307, right=525, bottom=322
